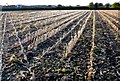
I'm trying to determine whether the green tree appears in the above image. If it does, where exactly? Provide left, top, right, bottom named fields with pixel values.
left=88, top=2, right=95, bottom=8
left=112, top=2, right=120, bottom=8
left=76, top=5, right=80, bottom=7
left=105, top=3, right=111, bottom=8
left=98, top=3, right=104, bottom=8
left=57, top=4, right=63, bottom=7
left=94, top=3, right=99, bottom=8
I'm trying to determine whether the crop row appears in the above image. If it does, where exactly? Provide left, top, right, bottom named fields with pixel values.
left=1, top=10, right=119, bottom=81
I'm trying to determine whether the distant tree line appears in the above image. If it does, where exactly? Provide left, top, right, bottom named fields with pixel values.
left=1, top=2, right=120, bottom=11
left=88, top=2, right=120, bottom=8
left=56, top=2, right=120, bottom=9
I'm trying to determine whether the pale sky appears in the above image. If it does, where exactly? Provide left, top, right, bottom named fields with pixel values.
left=0, top=0, right=120, bottom=6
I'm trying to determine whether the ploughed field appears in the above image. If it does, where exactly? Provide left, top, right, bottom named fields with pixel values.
left=0, top=10, right=120, bottom=81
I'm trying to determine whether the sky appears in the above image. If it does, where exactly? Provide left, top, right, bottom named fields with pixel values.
left=0, top=0, right=120, bottom=6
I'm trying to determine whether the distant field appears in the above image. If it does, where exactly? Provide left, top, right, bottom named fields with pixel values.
left=0, top=10, right=120, bottom=81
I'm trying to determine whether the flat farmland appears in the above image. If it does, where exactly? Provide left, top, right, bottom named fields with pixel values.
left=0, top=10, right=120, bottom=81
